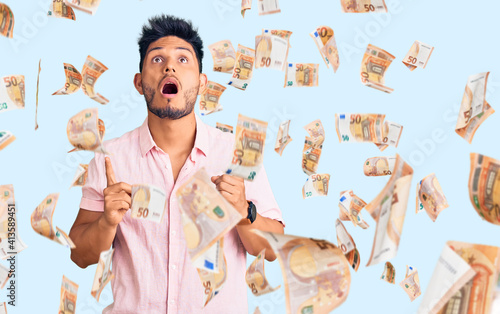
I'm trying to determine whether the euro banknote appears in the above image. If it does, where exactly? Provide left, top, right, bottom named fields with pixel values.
left=0, top=3, right=14, bottom=38
left=340, top=0, right=387, bottom=13
left=360, top=44, right=395, bottom=93
left=228, top=44, right=255, bottom=90
left=31, top=193, right=75, bottom=248
left=131, top=184, right=167, bottom=223
left=339, top=190, right=370, bottom=229
left=35, top=59, right=41, bottom=130
left=285, top=63, right=319, bottom=87
left=402, top=41, right=434, bottom=71
left=216, top=122, right=233, bottom=133
left=242, top=0, right=281, bottom=16
left=255, top=29, right=291, bottom=71
left=302, top=137, right=322, bottom=176
left=0, top=131, right=15, bottom=151
left=91, top=248, right=114, bottom=302
left=226, top=114, right=267, bottom=181
left=335, top=219, right=360, bottom=271
left=310, top=26, right=335, bottom=68
left=0, top=185, right=28, bottom=259
left=416, top=173, right=449, bottom=222
left=303, top=119, right=325, bottom=147
left=274, top=120, right=291, bottom=156
left=209, top=40, right=236, bottom=74
left=48, top=0, right=76, bottom=20
left=193, top=239, right=224, bottom=273
left=64, top=0, right=101, bottom=15
left=0, top=75, right=25, bottom=113
left=399, top=265, right=421, bottom=302
left=67, top=108, right=107, bottom=153
left=469, top=153, right=500, bottom=225
left=200, top=81, right=226, bottom=116
left=364, top=156, right=396, bottom=176
left=365, top=154, right=413, bottom=266
left=177, top=168, right=242, bottom=262
left=70, top=164, right=88, bottom=188
left=246, top=249, right=281, bottom=296
left=302, top=173, right=329, bottom=199
left=253, top=231, right=351, bottom=314
left=380, top=261, right=395, bottom=284
left=455, top=72, right=494, bottom=143
left=197, top=241, right=227, bottom=307
left=59, top=275, right=78, bottom=314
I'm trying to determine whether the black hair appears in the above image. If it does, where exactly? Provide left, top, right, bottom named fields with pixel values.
left=138, top=15, right=204, bottom=73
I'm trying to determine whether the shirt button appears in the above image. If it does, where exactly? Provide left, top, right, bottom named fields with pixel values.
left=169, top=300, right=175, bottom=305
left=171, top=230, right=177, bottom=236
left=171, top=264, right=177, bottom=270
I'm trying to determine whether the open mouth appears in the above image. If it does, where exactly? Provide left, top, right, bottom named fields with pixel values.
left=162, top=82, right=178, bottom=95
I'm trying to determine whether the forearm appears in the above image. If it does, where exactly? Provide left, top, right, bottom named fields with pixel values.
left=69, top=215, right=117, bottom=268
left=236, top=214, right=284, bottom=261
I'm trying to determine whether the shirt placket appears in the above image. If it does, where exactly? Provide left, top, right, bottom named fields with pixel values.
left=166, top=151, right=198, bottom=313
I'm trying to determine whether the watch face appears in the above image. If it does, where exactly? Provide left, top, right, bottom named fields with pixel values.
left=248, top=202, right=257, bottom=222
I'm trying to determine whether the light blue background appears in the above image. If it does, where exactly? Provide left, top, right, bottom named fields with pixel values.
left=1, top=0, right=500, bottom=313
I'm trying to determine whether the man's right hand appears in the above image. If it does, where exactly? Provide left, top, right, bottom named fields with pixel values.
left=102, top=156, right=132, bottom=228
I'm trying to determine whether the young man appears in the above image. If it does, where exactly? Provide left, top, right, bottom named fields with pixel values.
left=69, top=15, right=285, bottom=313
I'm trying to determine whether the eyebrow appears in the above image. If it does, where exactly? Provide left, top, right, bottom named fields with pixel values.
left=146, top=46, right=195, bottom=58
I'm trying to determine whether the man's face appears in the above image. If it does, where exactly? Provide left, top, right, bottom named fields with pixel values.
left=135, top=36, right=207, bottom=120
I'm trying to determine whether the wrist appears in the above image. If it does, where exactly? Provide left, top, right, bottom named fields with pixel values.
left=98, top=215, right=118, bottom=231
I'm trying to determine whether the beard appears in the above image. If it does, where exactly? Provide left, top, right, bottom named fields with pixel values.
left=143, top=81, right=199, bottom=120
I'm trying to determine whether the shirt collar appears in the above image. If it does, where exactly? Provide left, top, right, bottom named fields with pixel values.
left=139, top=114, right=209, bottom=159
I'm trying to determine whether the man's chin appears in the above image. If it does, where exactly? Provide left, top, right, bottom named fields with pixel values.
left=147, top=101, right=193, bottom=120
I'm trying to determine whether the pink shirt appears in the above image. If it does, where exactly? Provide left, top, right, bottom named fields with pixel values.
left=80, top=114, right=284, bottom=314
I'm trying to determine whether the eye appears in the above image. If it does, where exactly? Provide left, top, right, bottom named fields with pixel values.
left=179, top=57, right=188, bottom=63
left=153, top=56, right=163, bottom=63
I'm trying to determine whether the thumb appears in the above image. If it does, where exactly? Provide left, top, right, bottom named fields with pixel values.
left=211, top=175, right=220, bottom=183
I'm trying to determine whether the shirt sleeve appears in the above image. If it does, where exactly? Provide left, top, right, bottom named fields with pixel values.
left=79, top=152, right=106, bottom=212
left=244, top=165, right=285, bottom=227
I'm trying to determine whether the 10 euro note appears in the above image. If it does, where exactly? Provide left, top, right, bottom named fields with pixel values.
left=340, top=0, right=387, bottom=13
left=226, top=114, right=267, bottom=181
left=208, top=40, right=236, bottom=73
left=285, top=63, right=319, bottom=87
left=31, top=193, right=75, bottom=248
left=246, top=249, right=281, bottom=296
left=91, top=248, right=114, bottom=302
left=402, top=40, right=434, bottom=71
left=177, top=168, right=243, bottom=262
left=253, top=231, right=351, bottom=314
left=360, top=44, right=395, bottom=93
left=455, top=72, right=494, bottom=143
left=416, top=173, right=449, bottom=222
left=67, top=108, right=107, bottom=153
left=0, top=75, right=25, bottom=114
left=131, top=184, right=167, bottom=223
left=200, top=81, right=226, bottom=116
left=302, top=173, right=329, bottom=199
left=228, top=44, right=255, bottom=90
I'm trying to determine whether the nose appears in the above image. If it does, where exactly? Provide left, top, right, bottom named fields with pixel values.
left=165, top=59, right=176, bottom=73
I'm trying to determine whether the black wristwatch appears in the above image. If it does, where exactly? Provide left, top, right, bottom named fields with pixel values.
left=246, top=201, right=257, bottom=224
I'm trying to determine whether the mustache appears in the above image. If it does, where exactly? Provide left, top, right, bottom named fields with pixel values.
left=157, top=74, right=182, bottom=90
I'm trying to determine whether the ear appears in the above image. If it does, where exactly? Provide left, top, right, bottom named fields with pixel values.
left=134, top=73, right=144, bottom=95
left=197, top=73, right=208, bottom=95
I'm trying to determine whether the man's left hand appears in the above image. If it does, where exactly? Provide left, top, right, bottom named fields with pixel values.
left=211, top=174, right=248, bottom=218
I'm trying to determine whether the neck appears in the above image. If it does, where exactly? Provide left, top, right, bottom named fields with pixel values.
left=147, top=111, right=196, bottom=156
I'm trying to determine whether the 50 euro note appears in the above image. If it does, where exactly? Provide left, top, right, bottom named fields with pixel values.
left=52, top=63, right=82, bottom=95
left=416, top=173, right=449, bottom=222
left=360, top=44, right=395, bottom=93
left=364, top=156, right=396, bottom=176
left=216, top=122, right=233, bottom=134
left=340, top=0, right=387, bottom=13
left=418, top=241, right=500, bottom=314
left=380, top=261, right=395, bottom=284
left=177, top=168, right=243, bottom=263
left=302, top=137, right=322, bottom=175
left=208, top=40, right=236, bottom=73
left=253, top=231, right=351, bottom=314
left=399, top=265, right=421, bottom=302
left=0, top=131, right=15, bottom=151
left=402, top=41, right=434, bottom=71
left=67, top=108, right=107, bottom=153
left=64, top=0, right=101, bottom=15
left=48, top=0, right=76, bottom=20
left=304, top=119, right=325, bottom=147
left=336, top=219, right=361, bottom=271
left=455, top=72, right=494, bottom=143
left=197, top=242, right=227, bottom=307
left=310, top=26, right=339, bottom=73
left=0, top=185, right=27, bottom=259
left=0, top=3, right=14, bottom=38
left=0, top=75, right=25, bottom=113
left=246, top=248, right=281, bottom=296
left=31, top=193, right=75, bottom=248
left=302, top=173, right=330, bottom=199
left=70, top=164, right=88, bottom=188
left=193, top=239, right=224, bottom=273
left=339, top=190, right=370, bottom=229
left=274, top=120, right=291, bottom=156
left=200, top=81, right=226, bottom=116
left=469, top=153, right=500, bottom=225
left=335, top=113, right=403, bottom=151
left=258, top=0, right=281, bottom=15
left=226, top=114, right=267, bottom=181
left=60, top=275, right=78, bottom=314
left=91, top=248, right=114, bottom=302
left=285, top=63, right=319, bottom=87
left=241, top=0, right=252, bottom=17
left=228, top=44, right=255, bottom=90
left=131, top=184, right=167, bottom=223
left=255, top=29, right=291, bottom=71
left=365, top=154, right=413, bottom=266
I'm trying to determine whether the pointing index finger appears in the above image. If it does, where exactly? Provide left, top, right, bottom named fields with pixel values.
left=105, top=157, right=117, bottom=186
